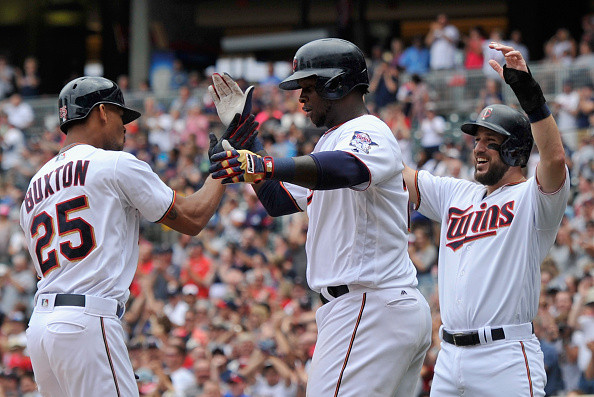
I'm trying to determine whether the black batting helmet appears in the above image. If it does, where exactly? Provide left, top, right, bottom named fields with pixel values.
left=279, top=38, right=369, bottom=100
left=461, top=104, right=533, bottom=167
left=58, top=76, right=141, bottom=133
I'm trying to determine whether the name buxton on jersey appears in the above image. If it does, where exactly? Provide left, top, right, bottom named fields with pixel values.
left=445, top=200, right=515, bottom=251
left=23, top=159, right=90, bottom=213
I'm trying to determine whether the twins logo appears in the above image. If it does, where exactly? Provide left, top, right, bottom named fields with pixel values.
left=481, top=107, right=493, bottom=120
left=349, top=131, right=378, bottom=154
left=445, top=200, right=515, bottom=251
left=59, top=105, right=68, bottom=121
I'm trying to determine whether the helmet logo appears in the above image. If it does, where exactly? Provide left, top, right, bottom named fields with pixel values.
left=292, top=58, right=297, bottom=72
left=482, top=108, right=492, bottom=119
left=59, top=105, right=68, bottom=121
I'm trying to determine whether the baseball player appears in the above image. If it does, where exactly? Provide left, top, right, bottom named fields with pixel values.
left=19, top=76, right=257, bottom=397
left=209, top=38, right=431, bottom=396
left=402, top=42, right=570, bottom=396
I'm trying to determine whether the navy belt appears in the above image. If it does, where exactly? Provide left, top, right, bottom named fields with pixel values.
left=320, top=285, right=350, bottom=304
left=54, top=294, right=123, bottom=317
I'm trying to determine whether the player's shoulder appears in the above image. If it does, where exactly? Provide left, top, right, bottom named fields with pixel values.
left=341, top=115, right=394, bottom=139
left=418, top=170, right=479, bottom=191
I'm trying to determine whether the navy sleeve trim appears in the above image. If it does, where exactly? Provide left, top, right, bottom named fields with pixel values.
left=310, top=151, right=370, bottom=190
left=256, top=180, right=302, bottom=217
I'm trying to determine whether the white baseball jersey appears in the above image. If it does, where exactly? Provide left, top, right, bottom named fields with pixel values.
left=20, top=143, right=174, bottom=305
left=282, top=114, right=418, bottom=292
left=415, top=167, right=570, bottom=331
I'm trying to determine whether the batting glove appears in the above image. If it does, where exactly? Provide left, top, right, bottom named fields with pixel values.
left=208, top=73, right=253, bottom=128
left=209, top=141, right=273, bottom=184
left=208, top=113, right=260, bottom=162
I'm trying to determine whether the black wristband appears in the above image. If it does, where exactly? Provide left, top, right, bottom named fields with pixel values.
left=502, top=65, right=546, bottom=114
left=266, top=157, right=296, bottom=181
left=527, top=103, right=551, bottom=124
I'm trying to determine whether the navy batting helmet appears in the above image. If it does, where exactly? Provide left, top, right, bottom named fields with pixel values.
left=279, top=38, right=369, bottom=100
left=58, top=76, right=141, bottom=133
left=461, top=104, right=533, bottom=167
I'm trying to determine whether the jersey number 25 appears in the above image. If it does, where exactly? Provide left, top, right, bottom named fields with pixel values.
left=30, top=195, right=96, bottom=276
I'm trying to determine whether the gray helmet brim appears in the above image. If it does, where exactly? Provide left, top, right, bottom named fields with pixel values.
left=461, top=120, right=512, bottom=137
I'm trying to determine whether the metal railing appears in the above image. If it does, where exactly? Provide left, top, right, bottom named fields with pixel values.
left=17, top=61, right=594, bottom=141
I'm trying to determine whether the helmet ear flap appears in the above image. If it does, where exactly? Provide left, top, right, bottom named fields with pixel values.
left=320, top=72, right=346, bottom=99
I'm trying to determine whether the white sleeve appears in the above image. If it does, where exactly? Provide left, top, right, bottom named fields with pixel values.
left=533, top=165, right=570, bottom=230
left=280, top=182, right=309, bottom=211
left=415, top=170, right=474, bottom=223
left=333, top=125, right=400, bottom=190
left=113, top=152, right=174, bottom=222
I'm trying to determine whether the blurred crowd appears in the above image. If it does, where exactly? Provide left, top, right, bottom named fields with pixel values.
left=0, top=13, right=590, bottom=397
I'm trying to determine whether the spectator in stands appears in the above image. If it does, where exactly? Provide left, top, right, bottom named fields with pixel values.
left=170, top=85, right=199, bottom=119
left=0, top=110, right=25, bottom=173
left=0, top=55, right=15, bottom=100
left=389, top=37, right=404, bottom=68
left=249, top=359, right=297, bottom=397
left=260, top=62, right=282, bottom=87
left=396, top=73, right=430, bottom=125
left=425, top=13, right=460, bottom=70
left=534, top=311, right=566, bottom=396
left=182, top=104, right=210, bottom=150
left=383, top=103, right=413, bottom=166
left=366, top=44, right=383, bottom=84
left=19, top=371, right=40, bottom=397
left=2, top=93, right=34, bottom=131
left=577, top=83, right=594, bottom=130
left=553, top=79, right=580, bottom=149
left=399, top=35, right=430, bottom=76
left=0, top=253, right=36, bottom=316
left=475, top=78, right=504, bottom=113
left=545, top=28, right=577, bottom=65
left=417, top=102, right=446, bottom=159
left=505, top=29, right=529, bottom=62
left=16, top=57, right=39, bottom=98
left=171, top=59, right=189, bottom=90
left=482, top=28, right=506, bottom=80
left=463, top=26, right=486, bottom=70
left=368, top=59, right=400, bottom=111
left=575, top=39, right=594, bottom=74
left=113, top=76, right=128, bottom=95
left=408, top=226, right=437, bottom=301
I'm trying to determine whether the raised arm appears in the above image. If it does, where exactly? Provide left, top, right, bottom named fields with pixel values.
left=488, top=42, right=566, bottom=193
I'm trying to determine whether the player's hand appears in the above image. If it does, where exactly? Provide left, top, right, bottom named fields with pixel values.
left=209, top=141, right=271, bottom=184
left=488, top=42, right=528, bottom=78
left=208, top=73, right=254, bottom=128
left=208, top=113, right=259, bottom=160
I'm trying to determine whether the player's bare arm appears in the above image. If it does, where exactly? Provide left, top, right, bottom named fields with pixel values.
left=402, top=164, right=419, bottom=206
left=160, top=176, right=226, bottom=235
left=489, top=41, right=566, bottom=193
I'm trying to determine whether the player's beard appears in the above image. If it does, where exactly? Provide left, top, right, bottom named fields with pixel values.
left=474, top=157, right=509, bottom=186
left=105, top=135, right=125, bottom=151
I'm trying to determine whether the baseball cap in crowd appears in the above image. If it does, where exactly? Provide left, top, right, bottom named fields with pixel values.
left=0, top=205, right=10, bottom=217
left=0, top=370, right=18, bottom=381
left=227, top=373, right=246, bottom=384
left=7, top=335, right=26, bottom=350
left=182, top=284, right=199, bottom=296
